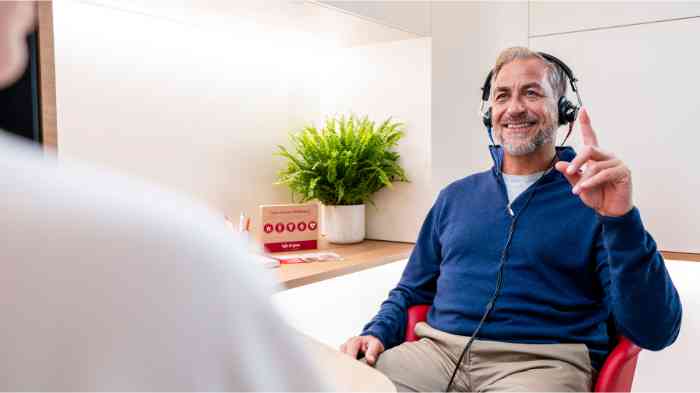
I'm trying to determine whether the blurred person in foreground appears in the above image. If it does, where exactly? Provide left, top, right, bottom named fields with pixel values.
left=0, top=2, right=327, bottom=390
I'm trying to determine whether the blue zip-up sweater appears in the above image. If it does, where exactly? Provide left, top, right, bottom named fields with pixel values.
left=362, top=146, right=682, bottom=370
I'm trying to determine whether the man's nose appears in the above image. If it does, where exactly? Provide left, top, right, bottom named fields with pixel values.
left=505, top=98, right=526, bottom=117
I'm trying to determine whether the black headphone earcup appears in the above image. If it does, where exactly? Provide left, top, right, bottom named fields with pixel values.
left=483, top=107, right=492, bottom=128
left=558, top=96, right=579, bottom=126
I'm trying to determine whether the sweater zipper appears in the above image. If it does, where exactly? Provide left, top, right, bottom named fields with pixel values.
left=495, top=170, right=515, bottom=217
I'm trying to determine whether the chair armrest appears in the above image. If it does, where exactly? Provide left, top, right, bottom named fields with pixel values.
left=594, top=336, right=642, bottom=392
left=405, top=304, right=430, bottom=342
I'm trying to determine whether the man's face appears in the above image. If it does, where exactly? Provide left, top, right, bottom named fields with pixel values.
left=491, top=58, right=558, bottom=156
left=0, top=2, right=36, bottom=88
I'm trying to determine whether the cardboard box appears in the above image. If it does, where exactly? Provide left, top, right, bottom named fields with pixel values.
left=259, top=203, right=319, bottom=253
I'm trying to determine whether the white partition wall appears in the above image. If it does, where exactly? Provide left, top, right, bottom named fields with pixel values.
left=319, top=38, right=432, bottom=242
left=530, top=4, right=700, bottom=253
left=430, top=1, right=528, bottom=193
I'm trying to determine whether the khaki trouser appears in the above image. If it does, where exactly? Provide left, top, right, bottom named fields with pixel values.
left=371, top=322, right=594, bottom=392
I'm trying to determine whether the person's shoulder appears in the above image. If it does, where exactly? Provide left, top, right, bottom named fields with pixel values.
left=0, top=134, right=331, bottom=390
left=0, top=133, right=275, bottom=293
left=439, top=169, right=494, bottom=200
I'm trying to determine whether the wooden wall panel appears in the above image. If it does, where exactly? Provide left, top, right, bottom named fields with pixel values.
left=37, top=1, right=57, bottom=151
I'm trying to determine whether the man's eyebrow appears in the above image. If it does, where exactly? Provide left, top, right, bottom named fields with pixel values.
left=494, top=82, right=544, bottom=93
left=521, top=82, right=544, bottom=90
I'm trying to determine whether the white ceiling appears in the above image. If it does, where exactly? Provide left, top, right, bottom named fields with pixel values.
left=83, top=0, right=419, bottom=47
left=318, top=1, right=431, bottom=36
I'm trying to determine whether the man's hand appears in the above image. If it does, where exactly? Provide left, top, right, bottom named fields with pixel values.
left=339, top=335, right=385, bottom=366
left=554, top=108, right=634, bottom=217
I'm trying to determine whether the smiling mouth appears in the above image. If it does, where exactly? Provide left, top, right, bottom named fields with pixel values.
left=502, top=121, right=537, bottom=131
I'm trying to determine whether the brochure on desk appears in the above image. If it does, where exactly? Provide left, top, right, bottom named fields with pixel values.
left=259, top=203, right=319, bottom=253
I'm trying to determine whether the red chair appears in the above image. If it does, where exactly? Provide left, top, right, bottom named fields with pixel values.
left=405, top=305, right=642, bottom=392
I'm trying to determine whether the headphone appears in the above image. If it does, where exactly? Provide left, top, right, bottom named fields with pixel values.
left=479, top=52, right=582, bottom=130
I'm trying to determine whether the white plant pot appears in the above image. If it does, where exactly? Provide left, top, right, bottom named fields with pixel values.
left=322, top=204, right=365, bottom=244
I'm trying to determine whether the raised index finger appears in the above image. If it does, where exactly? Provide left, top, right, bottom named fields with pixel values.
left=579, top=108, right=599, bottom=147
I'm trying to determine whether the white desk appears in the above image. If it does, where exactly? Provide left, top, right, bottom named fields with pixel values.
left=278, top=259, right=700, bottom=391
left=632, top=260, right=700, bottom=391
left=299, top=333, right=396, bottom=392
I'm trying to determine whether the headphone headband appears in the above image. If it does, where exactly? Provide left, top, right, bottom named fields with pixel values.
left=481, top=52, right=579, bottom=101
left=480, top=51, right=582, bottom=129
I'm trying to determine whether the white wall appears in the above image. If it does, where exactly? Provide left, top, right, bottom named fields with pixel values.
left=430, top=2, right=528, bottom=193
left=53, top=0, right=417, bottom=228
left=529, top=1, right=700, bottom=37
left=319, top=38, right=432, bottom=242
left=530, top=3, right=700, bottom=252
left=54, top=0, right=315, bottom=221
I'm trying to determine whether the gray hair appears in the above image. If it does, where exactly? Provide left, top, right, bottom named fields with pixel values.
left=490, top=47, right=567, bottom=101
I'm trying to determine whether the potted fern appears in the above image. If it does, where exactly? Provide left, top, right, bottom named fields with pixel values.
left=275, top=115, right=409, bottom=244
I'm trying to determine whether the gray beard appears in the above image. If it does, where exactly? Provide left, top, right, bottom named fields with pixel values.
left=501, top=125, right=556, bottom=156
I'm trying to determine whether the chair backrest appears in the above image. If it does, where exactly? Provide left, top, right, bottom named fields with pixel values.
left=594, top=336, right=642, bottom=392
left=404, top=305, right=642, bottom=393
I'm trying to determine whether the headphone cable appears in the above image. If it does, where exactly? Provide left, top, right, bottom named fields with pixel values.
left=443, top=152, right=559, bottom=392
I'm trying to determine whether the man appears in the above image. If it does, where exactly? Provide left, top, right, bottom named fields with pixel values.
left=341, top=47, right=682, bottom=392
left=0, top=2, right=326, bottom=390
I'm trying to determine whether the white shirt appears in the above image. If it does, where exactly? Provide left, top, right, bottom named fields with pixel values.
left=502, top=170, right=546, bottom=207
left=0, top=133, right=328, bottom=391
